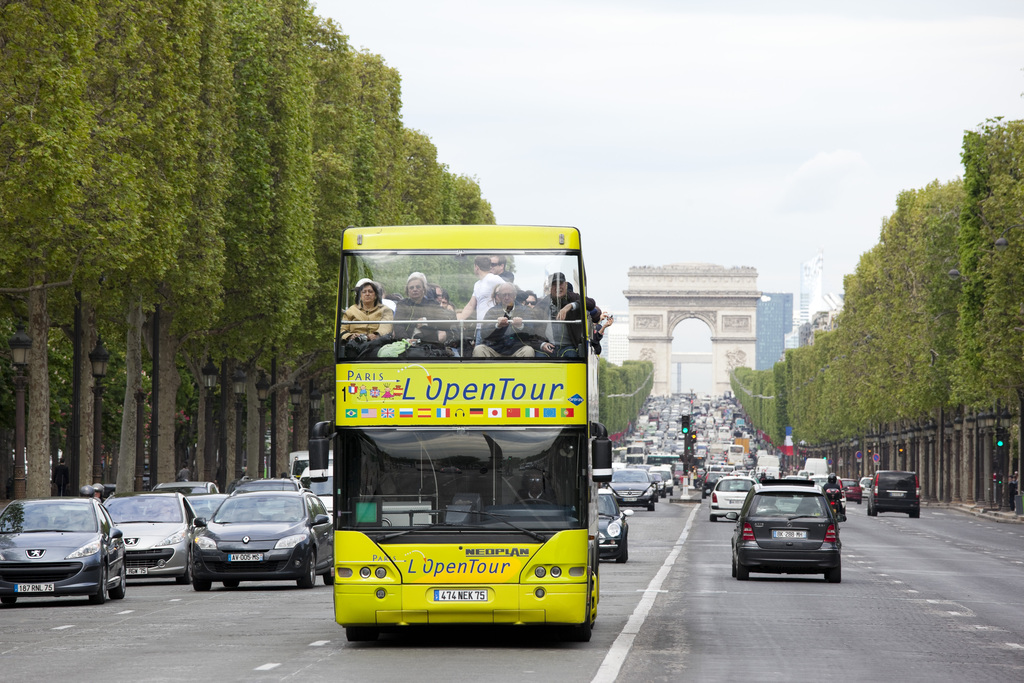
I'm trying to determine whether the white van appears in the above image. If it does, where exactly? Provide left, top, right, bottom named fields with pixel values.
left=803, top=457, right=828, bottom=477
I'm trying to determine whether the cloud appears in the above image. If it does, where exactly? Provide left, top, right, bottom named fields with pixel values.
left=777, top=150, right=870, bottom=213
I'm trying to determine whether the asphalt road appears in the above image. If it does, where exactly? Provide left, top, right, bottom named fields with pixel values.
left=2, top=497, right=1023, bottom=682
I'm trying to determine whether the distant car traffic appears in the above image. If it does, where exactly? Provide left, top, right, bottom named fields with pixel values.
left=153, top=481, right=220, bottom=494
left=608, top=468, right=658, bottom=511
left=866, top=470, right=920, bottom=518
left=104, top=491, right=195, bottom=584
left=728, top=479, right=842, bottom=583
left=0, top=498, right=127, bottom=605
left=597, top=489, right=632, bottom=563
left=191, top=490, right=333, bottom=590
left=840, top=478, right=862, bottom=504
left=709, top=476, right=756, bottom=522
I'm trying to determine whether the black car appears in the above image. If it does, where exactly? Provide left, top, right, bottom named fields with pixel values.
left=597, top=489, right=632, bottom=563
left=728, top=480, right=842, bottom=583
left=191, top=490, right=333, bottom=590
left=702, top=471, right=727, bottom=499
left=0, top=498, right=127, bottom=605
left=608, top=468, right=658, bottom=511
left=866, top=470, right=920, bottom=518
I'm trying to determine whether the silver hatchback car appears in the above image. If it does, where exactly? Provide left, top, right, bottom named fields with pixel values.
left=103, top=492, right=195, bottom=584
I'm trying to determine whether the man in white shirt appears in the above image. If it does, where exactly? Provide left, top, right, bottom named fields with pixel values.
left=458, top=255, right=506, bottom=344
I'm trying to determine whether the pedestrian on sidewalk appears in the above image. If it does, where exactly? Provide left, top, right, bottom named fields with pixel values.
left=1010, top=472, right=1019, bottom=512
left=52, top=457, right=70, bottom=496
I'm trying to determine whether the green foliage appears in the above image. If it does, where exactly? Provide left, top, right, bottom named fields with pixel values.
left=598, top=359, right=653, bottom=436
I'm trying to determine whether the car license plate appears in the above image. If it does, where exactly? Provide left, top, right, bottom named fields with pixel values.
left=433, top=589, right=486, bottom=602
left=228, top=553, right=263, bottom=562
left=127, top=567, right=148, bottom=575
left=622, top=497, right=637, bottom=502
left=15, top=583, right=54, bottom=593
left=772, top=529, right=807, bottom=539
left=889, top=490, right=905, bottom=497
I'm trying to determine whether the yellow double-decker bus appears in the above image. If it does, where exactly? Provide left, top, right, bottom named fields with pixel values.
left=307, top=225, right=613, bottom=642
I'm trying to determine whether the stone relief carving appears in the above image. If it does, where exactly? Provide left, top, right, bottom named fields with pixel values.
left=634, top=315, right=662, bottom=330
left=723, top=315, right=750, bottom=332
left=725, top=348, right=748, bottom=371
left=639, top=347, right=656, bottom=362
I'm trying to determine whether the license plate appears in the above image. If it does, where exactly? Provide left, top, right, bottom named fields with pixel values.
left=15, top=583, right=54, bottom=593
left=433, top=589, right=486, bottom=602
left=889, top=491, right=905, bottom=497
left=127, top=567, right=148, bottom=575
left=622, top=497, right=637, bottom=502
left=228, top=553, right=263, bottom=562
left=772, top=529, right=807, bottom=539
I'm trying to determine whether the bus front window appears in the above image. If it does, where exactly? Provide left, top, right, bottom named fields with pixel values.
left=338, top=428, right=586, bottom=532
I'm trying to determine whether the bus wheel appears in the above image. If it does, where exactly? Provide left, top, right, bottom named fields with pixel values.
left=566, top=618, right=593, bottom=642
left=346, top=627, right=379, bottom=642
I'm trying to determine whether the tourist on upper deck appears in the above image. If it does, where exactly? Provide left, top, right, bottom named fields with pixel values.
left=340, top=278, right=393, bottom=342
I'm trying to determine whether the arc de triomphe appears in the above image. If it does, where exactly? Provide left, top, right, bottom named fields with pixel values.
left=624, top=264, right=759, bottom=397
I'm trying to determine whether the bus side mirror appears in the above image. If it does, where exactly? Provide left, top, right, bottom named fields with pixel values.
left=309, top=422, right=332, bottom=478
left=592, top=434, right=612, bottom=483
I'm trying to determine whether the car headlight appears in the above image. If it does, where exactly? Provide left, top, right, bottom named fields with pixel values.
left=194, top=535, right=217, bottom=550
left=157, top=529, right=187, bottom=547
left=274, top=533, right=307, bottom=549
left=607, top=521, right=622, bottom=538
left=66, top=539, right=101, bottom=559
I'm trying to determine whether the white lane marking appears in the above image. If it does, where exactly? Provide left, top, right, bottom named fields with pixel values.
left=309, top=640, right=330, bottom=647
left=254, top=663, right=281, bottom=671
left=592, top=504, right=698, bottom=683
left=169, top=598, right=182, bottom=602
left=117, top=610, right=133, bottom=615
left=1006, top=643, right=1024, bottom=650
left=906, top=590, right=919, bottom=593
left=52, top=625, right=75, bottom=631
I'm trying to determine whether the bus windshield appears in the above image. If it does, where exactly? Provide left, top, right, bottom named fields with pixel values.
left=338, top=427, right=587, bottom=533
left=338, top=251, right=587, bottom=360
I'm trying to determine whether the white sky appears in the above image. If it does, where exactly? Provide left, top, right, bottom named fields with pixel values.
left=313, top=0, right=1024, bottom=349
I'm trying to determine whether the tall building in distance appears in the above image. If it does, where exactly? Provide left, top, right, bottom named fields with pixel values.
left=599, top=311, right=629, bottom=366
left=798, top=250, right=824, bottom=326
left=756, top=293, right=793, bottom=370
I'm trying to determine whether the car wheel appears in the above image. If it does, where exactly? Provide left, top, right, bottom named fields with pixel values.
left=193, top=578, right=212, bottom=592
left=222, top=580, right=240, bottom=588
left=298, top=550, right=317, bottom=589
left=731, top=555, right=737, bottom=578
left=867, top=504, right=877, bottom=517
left=857, top=499, right=862, bottom=505
left=109, top=562, right=127, bottom=600
left=176, top=550, right=193, bottom=585
left=735, top=562, right=749, bottom=581
left=825, top=564, right=842, bottom=583
left=615, top=536, right=629, bottom=564
left=709, top=513, right=717, bottom=522
left=1, top=596, right=17, bottom=605
left=89, top=564, right=108, bottom=605
left=909, top=510, right=920, bottom=519
left=346, top=627, right=379, bottom=642
left=647, top=499, right=656, bottom=512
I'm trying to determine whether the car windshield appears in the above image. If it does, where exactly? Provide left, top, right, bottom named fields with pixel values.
left=105, top=496, right=183, bottom=523
left=842, top=480, right=857, bottom=487
left=306, top=476, right=333, bottom=497
left=157, top=483, right=210, bottom=493
left=612, top=470, right=650, bottom=483
left=234, top=480, right=298, bottom=492
left=0, top=501, right=98, bottom=533
left=213, top=496, right=306, bottom=524
left=749, top=492, right=828, bottom=517
left=597, top=494, right=618, bottom=517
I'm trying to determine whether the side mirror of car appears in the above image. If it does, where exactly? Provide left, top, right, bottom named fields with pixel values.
left=623, top=509, right=634, bottom=517
left=194, top=518, right=208, bottom=528
left=313, top=514, right=330, bottom=526
left=110, top=528, right=123, bottom=539
left=724, top=512, right=739, bottom=521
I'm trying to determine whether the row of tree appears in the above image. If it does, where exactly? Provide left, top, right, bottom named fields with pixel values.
left=599, top=359, right=654, bottom=438
left=0, top=0, right=494, bottom=497
left=732, top=118, right=1024, bottom=476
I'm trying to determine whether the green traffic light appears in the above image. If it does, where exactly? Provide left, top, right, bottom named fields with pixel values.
left=682, top=427, right=689, bottom=433
left=997, top=440, right=1004, bottom=447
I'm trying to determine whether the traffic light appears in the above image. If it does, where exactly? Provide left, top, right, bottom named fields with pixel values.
left=679, top=415, right=690, bottom=436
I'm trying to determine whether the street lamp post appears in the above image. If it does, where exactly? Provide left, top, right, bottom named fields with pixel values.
left=256, top=374, right=270, bottom=478
left=202, top=359, right=219, bottom=482
left=233, top=368, right=246, bottom=481
left=89, top=337, right=110, bottom=485
left=289, top=382, right=303, bottom=454
left=309, top=388, right=322, bottom=437
left=9, top=323, right=31, bottom=499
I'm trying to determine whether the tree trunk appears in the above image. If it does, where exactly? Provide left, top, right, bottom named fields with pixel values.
left=27, top=287, right=51, bottom=498
left=116, top=301, right=144, bottom=494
